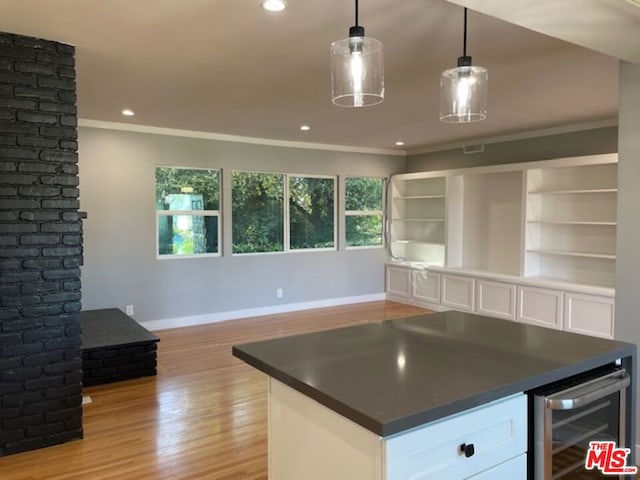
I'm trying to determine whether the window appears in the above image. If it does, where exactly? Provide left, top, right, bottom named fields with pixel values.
left=289, top=175, right=335, bottom=250
left=155, top=167, right=220, bottom=257
left=345, top=176, right=384, bottom=248
left=232, top=171, right=336, bottom=254
left=232, top=172, right=284, bottom=254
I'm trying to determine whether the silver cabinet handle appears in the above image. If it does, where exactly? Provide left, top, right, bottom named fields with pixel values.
left=546, top=370, right=630, bottom=410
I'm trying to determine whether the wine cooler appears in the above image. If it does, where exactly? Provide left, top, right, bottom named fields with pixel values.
left=533, top=367, right=631, bottom=479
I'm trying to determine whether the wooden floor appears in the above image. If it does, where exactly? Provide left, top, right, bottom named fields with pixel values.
left=0, top=301, right=428, bottom=479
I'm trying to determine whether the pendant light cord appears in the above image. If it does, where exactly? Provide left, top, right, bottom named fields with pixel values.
left=463, top=7, right=467, bottom=57
left=355, top=0, right=359, bottom=26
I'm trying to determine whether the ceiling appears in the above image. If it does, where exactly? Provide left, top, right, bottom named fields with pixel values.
left=0, top=0, right=637, bottom=153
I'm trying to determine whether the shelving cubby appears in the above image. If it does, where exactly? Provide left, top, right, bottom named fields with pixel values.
left=389, top=175, right=446, bottom=265
left=524, top=161, right=617, bottom=288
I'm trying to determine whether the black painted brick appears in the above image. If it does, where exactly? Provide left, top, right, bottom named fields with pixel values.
left=4, top=414, right=43, bottom=431
left=0, top=212, right=17, bottom=221
left=20, top=211, right=60, bottom=221
left=2, top=390, right=42, bottom=408
left=14, top=37, right=56, bottom=51
left=14, top=62, right=56, bottom=75
left=22, top=398, right=65, bottom=415
left=0, top=236, right=17, bottom=247
left=0, top=173, right=38, bottom=184
left=0, top=148, right=37, bottom=160
left=18, top=162, right=58, bottom=173
left=13, top=86, right=57, bottom=101
left=62, top=235, right=81, bottom=246
left=23, top=258, right=62, bottom=269
left=59, top=140, right=77, bottom=151
left=39, top=126, right=76, bottom=140
left=0, top=71, right=35, bottom=86
left=0, top=271, right=41, bottom=283
left=36, top=51, right=74, bottom=66
left=22, top=304, right=63, bottom=318
left=0, top=247, right=40, bottom=258
left=42, top=248, right=81, bottom=259
left=20, top=234, right=60, bottom=246
left=41, top=223, right=80, bottom=233
left=17, top=135, right=59, bottom=148
left=22, top=351, right=64, bottom=367
left=0, top=198, right=40, bottom=210
left=38, top=101, right=75, bottom=114
left=62, top=279, right=81, bottom=291
left=45, top=407, right=80, bottom=423
left=41, top=175, right=78, bottom=186
left=41, top=200, right=79, bottom=209
left=0, top=97, right=37, bottom=109
left=26, top=422, right=64, bottom=438
left=60, top=164, right=78, bottom=174
left=21, top=282, right=60, bottom=294
left=16, top=111, right=58, bottom=125
left=1, top=342, right=43, bottom=357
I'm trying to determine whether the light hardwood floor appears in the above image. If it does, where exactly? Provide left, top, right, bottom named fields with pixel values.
left=0, top=301, right=428, bottom=479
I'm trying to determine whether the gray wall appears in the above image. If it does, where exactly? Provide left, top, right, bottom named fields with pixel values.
left=78, top=126, right=404, bottom=323
left=615, top=61, right=640, bottom=451
left=406, top=126, right=618, bottom=172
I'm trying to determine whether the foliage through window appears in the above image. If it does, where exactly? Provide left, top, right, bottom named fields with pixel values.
left=155, top=167, right=220, bottom=257
left=232, top=172, right=284, bottom=253
left=232, top=171, right=336, bottom=254
left=345, top=177, right=384, bottom=247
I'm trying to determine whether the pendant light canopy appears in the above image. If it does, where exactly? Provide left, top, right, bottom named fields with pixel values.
left=330, top=0, right=384, bottom=107
left=440, top=8, right=488, bottom=123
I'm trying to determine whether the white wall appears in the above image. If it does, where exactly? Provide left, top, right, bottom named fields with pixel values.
left=78, top=126, right=404, bottom=325
left=615, top=60, right=640, bottom=457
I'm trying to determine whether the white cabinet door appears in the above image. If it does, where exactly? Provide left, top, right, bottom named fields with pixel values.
left=564, top=292, right=615, bottom=339
left=385, top=395, right=527, bottom=480
left=441, top=275, right=475, bottom=312
left=413, top=270, right=441, bottom=304
left=475, top=279, right=516, bottom=321
left=386, top=266, right=411, bottom=298
left=517, top=286, right=563, bottom=329
left=467, top=454, right=526, bottom=480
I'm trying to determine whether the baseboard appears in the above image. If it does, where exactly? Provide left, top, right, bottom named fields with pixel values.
left=141, top=293, right=386, bottom=331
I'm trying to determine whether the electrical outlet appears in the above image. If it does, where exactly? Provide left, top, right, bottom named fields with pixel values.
left=125, top=304, right=134, bottom=316
left=277, top=288, right=283, bottom=298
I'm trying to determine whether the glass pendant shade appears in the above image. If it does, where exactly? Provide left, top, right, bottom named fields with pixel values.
left=440, top=65, right=488, bottom=123
left=331, top=35, right=384, bottom=107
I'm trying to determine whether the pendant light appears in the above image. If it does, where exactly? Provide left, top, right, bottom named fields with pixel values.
left=330, top=0, right=384, bottom=107
left=440, top=8, right=488, bottom=123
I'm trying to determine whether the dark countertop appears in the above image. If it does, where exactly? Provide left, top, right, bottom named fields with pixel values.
left=232, top=310, right=636, bottom=437
left=81, top=308, right=159, bottom=350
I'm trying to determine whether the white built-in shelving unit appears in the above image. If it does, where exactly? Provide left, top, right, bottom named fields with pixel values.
left=388, top=175, right=446, bottom=266
left=386, top=154, right=618, bottom=339
left=524, top=162, right=617, bottom=288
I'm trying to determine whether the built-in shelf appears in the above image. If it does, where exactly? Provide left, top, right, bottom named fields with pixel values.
left=394, top=195, right=446, bottom=200
left=527, top=221, right=617, bottom=226
left=393, top=240, right=445, bottom=246
left=528, top=188, right=618, bottom=195
left=393, top=218, right=446, bottom=223
left=526, top=249, right=616, bottom=260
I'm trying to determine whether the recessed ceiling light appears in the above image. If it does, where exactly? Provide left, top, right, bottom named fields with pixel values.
left=122, top=109, right=135, bottom=117
left=395, top=141, right=405, bottom=146
left=261, top=0, right=287, bottom=12
left=300, top=125, right=311, bottom=131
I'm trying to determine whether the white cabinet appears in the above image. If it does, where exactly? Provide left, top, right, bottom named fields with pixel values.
left=270, top=378, right=528, bottom=480
left=517, top=286, right=563, bottom=329
left=442, top=274, right=475, bottom=312
left=386, top=266, right=411, bottom=298
left=413, top=270, right=441, bottom=304
left=385, top=394, right=527, bottom=480
left=468, top=455, right=526, bottom=480
left=475, top=279, right=516, bottom=321
left=564, top=292, right=615, bottom=339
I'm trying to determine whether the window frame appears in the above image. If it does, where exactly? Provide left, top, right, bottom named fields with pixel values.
left=344, top=176, right=386, bottom=250
left=155, top=166, right=222, bottom=260
left=231, top=169, right=337, bottom=255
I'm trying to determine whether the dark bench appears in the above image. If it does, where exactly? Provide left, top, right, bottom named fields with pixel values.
left=81, top=308, right=160, bottom=386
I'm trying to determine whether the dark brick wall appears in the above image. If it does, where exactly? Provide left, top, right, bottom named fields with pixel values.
left=83, top=343, right=158, bottom=387
left=0, top=32, right=83, bottom=456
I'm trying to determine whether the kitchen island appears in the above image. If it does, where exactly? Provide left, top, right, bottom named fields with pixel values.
left=232, top=310, right=636, bottom=479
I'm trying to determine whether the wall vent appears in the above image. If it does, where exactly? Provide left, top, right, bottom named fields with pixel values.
left=463, top=143, right=485, bottom=155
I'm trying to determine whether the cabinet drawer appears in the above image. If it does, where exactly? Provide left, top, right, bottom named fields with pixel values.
left=387, top=267, right=411, bottom=298
left=517, top=285, right=563, bottom=329
left=385, top=394, right=527, bottom=480
left=564, top=292, right=614, bottom=339
left=467, top=454, right=526, bottom=479
left=441, top=275, right=475, bottom=312
left=413, top=271, right=441, bottom=304
left=475, top=279, right=516, bottom=321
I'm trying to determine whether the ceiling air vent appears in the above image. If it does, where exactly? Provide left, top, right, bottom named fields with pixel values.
left=463, top=143, right=485, bottom=155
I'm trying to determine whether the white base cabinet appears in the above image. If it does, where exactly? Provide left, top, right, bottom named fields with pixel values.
left=564, top=292, right=615, bottom=338
left=441, top=274, right=475, bottom=312
left=386, top=264, right=615, bottom=339
left=475, top=280, right=516, bottom=321
left=516, top=286, right=563, bottom=330
left=269, top=378, right=527, bottom=480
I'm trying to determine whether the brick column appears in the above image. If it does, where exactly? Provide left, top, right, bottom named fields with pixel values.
left=0, top=32, right=83, bottom=456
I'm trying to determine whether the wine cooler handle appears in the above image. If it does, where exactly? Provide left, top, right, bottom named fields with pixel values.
left=546, top=370, right=630, bottom=410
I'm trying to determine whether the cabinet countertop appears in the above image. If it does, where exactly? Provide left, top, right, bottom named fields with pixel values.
left=232, top=310, right=634, bottom=437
